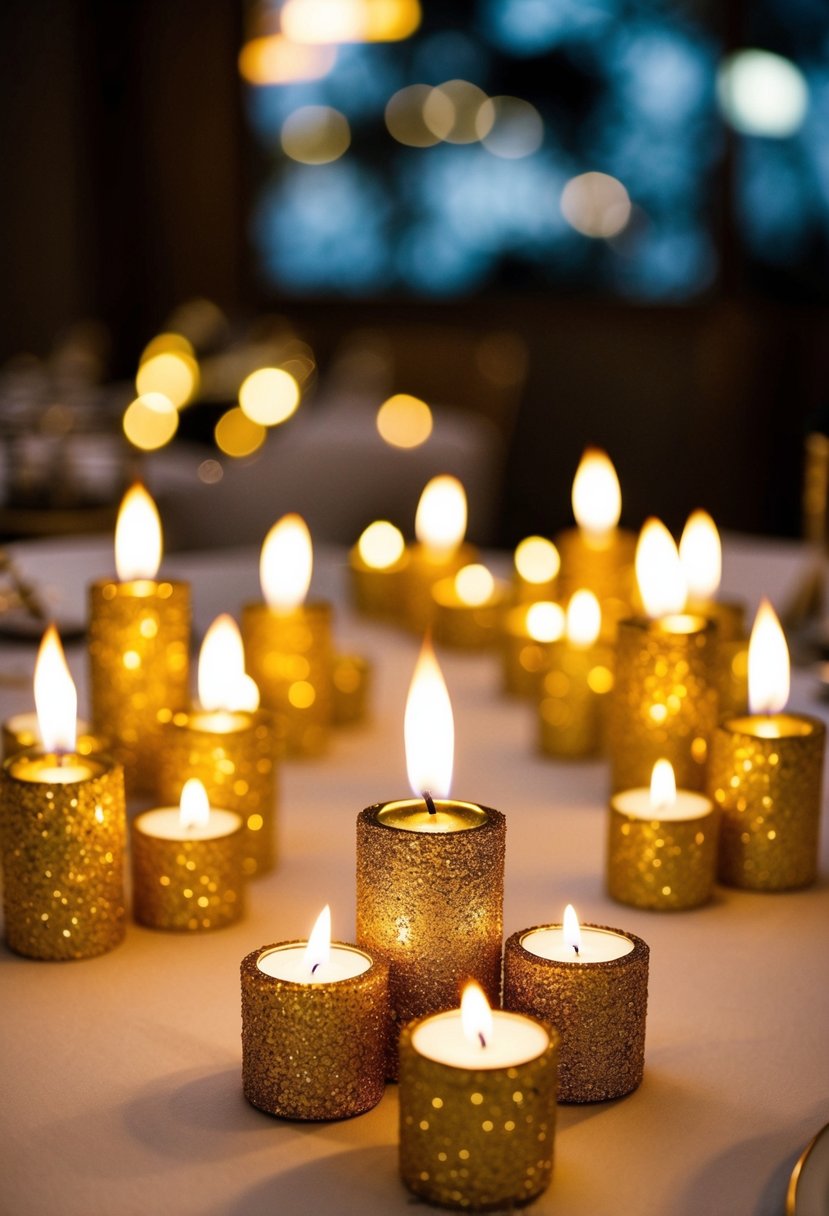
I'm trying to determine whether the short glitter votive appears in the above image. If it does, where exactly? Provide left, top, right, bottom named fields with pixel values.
left=154, top=708, right=279, bottom=877
left=356, top=801, right=506, bottom=1079
left=131, top=805, right=246, bottom=931
left=503, top=925, right=649, bottom=1103
left=88, top=578, right=190, bottom=792
left=432, top=578, right=506, bottom=650
left=398, top=1013, right=559, bottom=1211
left=538, top=638, right=615, bottom=759
left=240, top=942, right=388, bottom=1120
left=707, top=713, right=825, bottom=890
left=331, top=654, right=372, bottom=726
left=501, top=603, right=564, bottom=698
left=2, top=712, right=109, bottom=761
left=0, top=751, right=127, bottom=960
left=556, top=528, right=637, bottom=631
left=348, top=546, right=409, bottom=620
left=404, top=542, right=478, bottom=633
left=242, top=601, right=333, bottom=757
left=608, top=614, right=718, bottom=793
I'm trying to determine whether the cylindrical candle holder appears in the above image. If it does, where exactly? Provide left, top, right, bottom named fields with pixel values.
left=607, top=787, right=719, bottom=909
left=538, top=639, right=615, bottom=758
left=404, top=542, right=478, bottom=633
left=2, top=712, right=109, bottom=761
left=331, top=654, right=372, bottom=726
left=556, top=528, right=637, bottom=630
left=398, top=1013, right=559, bottom=1211
left=432, top=578, right=506, bottom=650
left=503, top=924, right=649, bottom=1103
left=0, top=752, right=127, bottom=960
left=608, top=614, right=718, bottom=793
left=356, top=800, right=506, bottom=1079
left=348, top=546, right=409, bottom=620
left=131, top=805, right=245, bottom=931
left=240, top=942, right=389, bottom=1120
left=88, top=578, right=190, bottom=792
left=241, top=601, right=333, bottom=757
left=154, top=708, right=279, bottom=877
left=690, top=599, right=748, bottom=718
left=501, top=602, right=564, bottom=698
left=708, top=713, right=825, bottom=890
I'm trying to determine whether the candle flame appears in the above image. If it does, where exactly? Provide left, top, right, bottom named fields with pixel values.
left=563, top=904, right=582, bottom=954
left=455, top=564, right=494, bottom=607
left=115, top=483, right=162, bottom=581
left=34, top=624, right=77, bottom=754
left=514, top=536, right=560, bottom=585
left=635, top=518, right=687, bottom=618
left=571, top=448, right=621, bottom=538
left=460, top=981, right=493, bottom=1050
left=303, top=905, right=331, bottom=977
left=679, top=510, right=722, bottom=601
left=649, top=759, right=677, bottom=811
left=525, top=601, right=565, bottom=643
left=179, top=778, right=211, bottom=830
left=565, top=589, right=601, bottom=646
left=415, top=475, right=467, bottom=555
left=748, top=598, right=790, bottom=714
left=405, top=635, right=454, bottom=799
left=260, top=513, right=313, bottom=612
left=198, top=614, right=260, bottom=711
left=357, top=520, right=405, bottom=570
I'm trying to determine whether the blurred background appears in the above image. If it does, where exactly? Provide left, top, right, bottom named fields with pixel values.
left=2, top=0, right=829, bottom=550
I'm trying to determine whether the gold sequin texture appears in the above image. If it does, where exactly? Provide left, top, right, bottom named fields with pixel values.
left=606, top=799, right=719, bottom=910
left=348, top=548, right=408, bottom=620
left=538, top=639, right=615, bottom=759
left=708, top=715, right=825, bottom=890
left=432, top=585, right=504, bottom=651
left=356, top=803, right=506, bottom=1081
left=403, top=542, right=477, bottom=634
left=501, top=608, right=559, bottom=700
left=131, top=815, right=246, bottom=932
left=398, top=1017, right=558, bottom=1211
left=154, top=709, right=280, bottom=877
left=88, top=579, right=191, bottom=794
left=608, top=616, right=718, bottom=793
left=556, top=527, right=637, bottom=635
left=242, top=601, right=333, bottom=757
left=240, top=943, right=388, bottom=1120
left=503, top=926, right=649, bottom=1104
left=331, top=654, right=372, bottom=726
left=0, top=753, right=127, bottom=960
left=691, top=600, right=748, bottom=717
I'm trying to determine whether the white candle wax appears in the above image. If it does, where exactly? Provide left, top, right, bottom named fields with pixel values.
left=411, top=1009, right=549, bottom=1070
left=189, top=709, right=251, bottom=735
left=521, top=926, right=634, bottom=964
left=137, top=807, right=242, bottom=841
left=26, top=761, right=95, bottom=785
left=256, top=943, right=371, bottom=984
left=613, top=787, right=713, bottom=822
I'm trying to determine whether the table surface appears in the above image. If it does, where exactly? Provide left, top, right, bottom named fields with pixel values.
left=1, top=534, right=828, bottom=1216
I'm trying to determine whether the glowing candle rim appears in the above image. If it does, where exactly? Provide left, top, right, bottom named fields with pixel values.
left=254, top=941, right=375, bottom=985
left=410, top=1007, right=551, bottom=1071
left=6, top=753, right=110, bottom=785
left=517, top=923, right=644, bottom=968
left=371, top=798, right=494, bottom=834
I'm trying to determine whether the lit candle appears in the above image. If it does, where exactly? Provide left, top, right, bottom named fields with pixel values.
left=511, top=535, right=560, bottom=604
left=503, top=904, right=649, bottom=1103
left=607, top=758, right=719, bottom=909
left=708, top=600, right=825, bottom=890
left=88, top=483, right=190, bottom=793
left=0, top=626, right=126, bottom=959
left=607, top=518, right=718, bottom=793
left=539, top=589, right=614, bottom=758
left=242, top=514, right=333, bottom=757
left=155, top=613, right=279, bottom=877
left=432, top=563, right=507, bottom=649
left=2, top=712, right=107, bottom=761
left=501, top=599, right=565, bottom=697
left=356, top=636, right=506, bottom=1078
left=404, top=475, right=477, bottom=631
left=241, top=905, right=389, bottom=1120
left=399, top=981, right=558, bottom=1211
left=131, top=778, right=245, bottom=931
left=348, top=520, right=409, bottom=620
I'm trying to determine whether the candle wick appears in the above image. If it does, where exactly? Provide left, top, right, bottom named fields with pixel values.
left=573, top=945, right=579, bottom=957
left=478, top=1032, right=486, bottom=1049
left=310, top=962, right=320, bottom=976
left=423, top=790, right=437, bottom=816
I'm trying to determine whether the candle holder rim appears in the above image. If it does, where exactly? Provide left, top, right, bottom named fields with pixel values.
left=3, top=749, right=119, bottom=783
left=242, top=598, right=333, bottom=617
left=716, top=711, right=826, bottom=737
left=617, top=613, right=714, bottom=636
left=609, top=790, right=715, bottom=819
left=360, top=800, right=505, bottom=834
left=90, top=576, right=188, bottom=593
left=132, top=806, right=245, bottom=836
left=348, top=543, right=411, bottom=573
left=400, top=1008, right=559, bottom=1072
left=508, top=924, right=649, bottom=969
left=243, top=941, right=387, bottom=987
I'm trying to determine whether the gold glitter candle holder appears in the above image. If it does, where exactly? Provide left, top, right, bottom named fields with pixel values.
left=154, top=708, right=279, bottom=877
left=501, top=603, right=563, bottom=698
left=0, top=752, right=126, bottom=960
left=241, top=601, right=333, bottom=757
left=556, top=528, right=637, bottom=632
left=131, top=807, right=246, bottom=931
left=404, top=542, right=478, bottom=633
left=708, top=713, right=825, bottom=890
left=2, top=713, right=108, bottom=761
left=88, top=578, right=190, bottom=793
left=356, top=801, right=506, bottom=1079
left=348, top=546, right=409, bottom=620
left=398, top=1014, right=559, bottom=1211
left=538, top=639, right=615, bottom=758
left=240, top=942, right=389, bottom=1120
left=503, top=925, right=649, bottom=1103
left=690, top=600, right=748, bottom=719
left=608, top=614, right=718, bottom=793
left=331, top=654, right=372, bottom=726
left=607, top=788, right=719, bottom=910
left=432, top=579, right=506, bottom=650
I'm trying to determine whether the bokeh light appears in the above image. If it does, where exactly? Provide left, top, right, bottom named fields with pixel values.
left=357, top=520, right=405, bottom=568
left=239, top=367, right=301, bottom=426
left=135, top=350, right=199, bottom=408
left=717, top=49, right=808, bottom=139
left=122, top=392, right=179, bottom=451
left=376, top=393, right=433, bottom=448
left=385, top=84, right=441, bottom=148
left=215, top=407, right=267, bottom=458
left=525, top=601, right=565, bottom=643
left=281, top=0, right=421, bottom=44
left=477, top=96, right=544, bottom=159
left=560, top=172, right=632, bottom=238
left=139, top=332, right=194, bottom=363
left=514, top=536, right=560, bottom=584
left=281, top=106, right=351, bottom=164
left=238, top=35, right=337, bottom=85
left=455, top=564, right=495, bottom=606
left=423, top=80, right=491, bottom=144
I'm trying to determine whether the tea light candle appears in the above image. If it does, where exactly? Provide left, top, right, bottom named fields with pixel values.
left=539, top=589, right=614, bottom=758
left=511, top=535, right=560, bottom=604
left=242, top=514, right=333, bottom=757
left=432, top=563, right=506, bottom=650
left=607, top=759, right=719, bottom=909
left=404, top=475, right=477, bottom=632
left=131, top=778, right=245, bottom=931
left=241, top=906, right=389, bottom=1120
left=501, top=600, right=565, bottom=697
left=356, top=637, right=505, bottom=1078
left=2, top=711, right=108, bottom=761
left=399, top=982, right=558, bottom=1211
left=348, top=520, right=409, bottom=620
left=0, top=626, right=126, bottom=959
left=503, top=904, right=649, bottom=1103
left=88, top=483, right=190, bottom=793
left=708, top=600, right=825, bottom=890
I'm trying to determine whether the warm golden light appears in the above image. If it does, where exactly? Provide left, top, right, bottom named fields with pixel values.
left=460, top=980, right=493, bottom=1050
left=635, top=518, right=687, bottom=619
left=560, top=172, right=632, bottom=239
left=34, top=624, right=77, bottom=754
left=179, top=778, right=211, bottom=830
left=563, top=904, right=582, bottom=954
left=385, top=84, right=441, bottom=147
left=214, top=407, right=267, bottom=458
left=455, top=564, right=494, bottom=607
left=649, top=759, right=677, bottom=811
left=260, top=514, right=313, bottom=613
left=357, top=520, right=405, bottom=569
left=565, top=589, right=601, bottom=647
left=748, top=598, right=790, bottom=714
left=423, top=79, right=489, bottom=143
left=239, top=367, right=300, bottom=427
left=238, top=35, right=337, bottom=86
left=571, top=448, right=622, bottom=538
left=135, top=350, right=199, bottom=409
left=303, top=904, right=332, bottom=976
left=679, top=510, right=721, bottom=601
left=405, top=635, right=454, bottom=799
left=514, top=536, right=560, bottom=584
left=123, top=391, right=179, bottom=451
left=282, top=0, right=421, bottom=43
left=115, top=484, right=162, bottom=581
left=281, top=105, right=351, bottom=164
left=525, top=601, right=565, bottom=643
left=415, top=475, right=467, bottom=555
left=139, top=332, right=194, bottom=364
left=376, top=393, right=433, bottom=448
left=198, top=614, right=260, bottom=712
